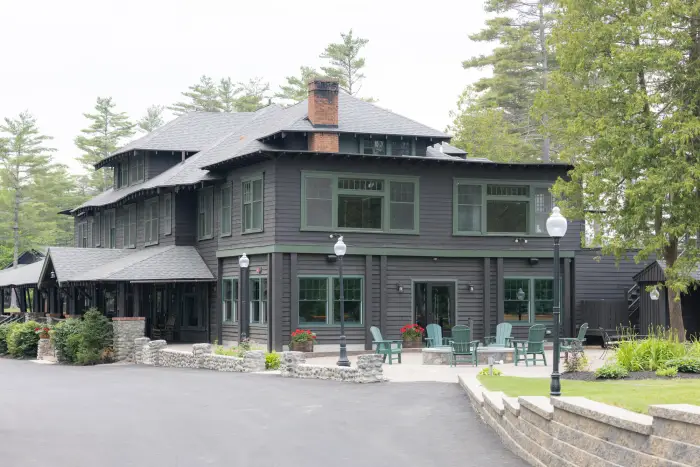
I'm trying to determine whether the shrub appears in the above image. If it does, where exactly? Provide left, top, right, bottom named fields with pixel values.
left=478, top=367, right=502, bottom=376
left=214, top=345, right=237, bottom=357
left=664, top=357, right=700, bottom=373
left=614, top=327, right=686, bottom=371
left=74, top=309, right=113, bottom=365
left=51, top=319, right=82, bottom=363
left=0, top=323, right=19, bottom=354
left=265, top=352, right=281, bottom=370
left=656, top=366, right=678, bottom=377
left=7, top=321, right=41, bottom=358
left=595, top=363, right=629, bottom=379
left=564, top=343, right=589, bottom=373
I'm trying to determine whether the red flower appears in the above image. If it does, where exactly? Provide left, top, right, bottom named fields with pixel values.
left=34, top=328, right=40, bottom=331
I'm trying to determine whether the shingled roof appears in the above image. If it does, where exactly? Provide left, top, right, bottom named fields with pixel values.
left=0, top=261, right=44, bottom=288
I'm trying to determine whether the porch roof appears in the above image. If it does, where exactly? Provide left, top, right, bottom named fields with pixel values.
left=41, top=246, right=214, bottom=286
left=0, top=261, right=44, bottom=288
left=633, top=259, right=700, bottom=283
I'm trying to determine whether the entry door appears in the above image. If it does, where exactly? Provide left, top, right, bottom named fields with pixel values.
left=414, top=282, right=456, bottom=336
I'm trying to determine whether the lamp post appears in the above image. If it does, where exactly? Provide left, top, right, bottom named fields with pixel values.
left=546, top=206, right=567, bottom=397
left=334, top=236, right=350, bottom=367
left=239, top=253, right=250, bottom=342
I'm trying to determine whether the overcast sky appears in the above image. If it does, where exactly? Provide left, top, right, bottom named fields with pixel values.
left=1, top=0, right=492, bottom=172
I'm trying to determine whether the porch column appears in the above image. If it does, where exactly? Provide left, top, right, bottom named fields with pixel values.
left=271, top=253, right=283, bottom=352
left=290, top=254, right=299, bottom=338
left=564, top=258, right=572, bottom=337
left=133, top=284, right=141, bottom=317
left=380, top=255, right=388, bottom=336
left=216, top=259, right=223, bottom=344
left=0, top=287, right=4, bottom=314
left=483, top=258, right=491, bottom=339
left=68, top=286, right=76, bottom=316
left=496, top=258, right=504, bottom=324
left=364, top=255, right=373, bottom=350
left=117, top=283, right=126, bottom=317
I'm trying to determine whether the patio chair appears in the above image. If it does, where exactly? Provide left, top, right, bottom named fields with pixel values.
left=425, top=324, right=451, bottom=348
left=560, top=323, right=588, bottom=361
left=370, top=326, right=402, bottom=365
left=513, top=324, right=547, bottom=366
left=484, top=322, right=513, bottom=348
left=600, top=327, right=619, bottom=360
left=449, top=326, right=480, bottom=367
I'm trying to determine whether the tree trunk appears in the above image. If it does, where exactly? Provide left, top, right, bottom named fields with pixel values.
left=10, top=172, right=20, bottom=309
left=539, top=0, right=550, bottom=162
left=667, top=287, right=685, bottom=342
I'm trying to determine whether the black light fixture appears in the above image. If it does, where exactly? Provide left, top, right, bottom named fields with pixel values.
left=396, top=283, right=404, bottom=293
left=546, top=206, right=568, bottom=397
left=468, top=284, right=474, bottom=292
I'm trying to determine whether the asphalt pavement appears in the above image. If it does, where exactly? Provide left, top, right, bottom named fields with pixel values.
left=0, top=359, right=525, bottom=467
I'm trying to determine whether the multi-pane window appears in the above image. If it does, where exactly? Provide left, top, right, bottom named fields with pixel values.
left=103, top=210, right=116, bottom=248
left=298, top=277, right=363, bottom=325
left=222, top=278, right=238, bottom=323
left=129, top=154, right=144, bottom=185
left=220, top=185, right=232, bottom=236
left=198, top=187, right=213, bottom=239
left=87, top=218, right=93, bottom=247
left=78, top=222, right=88, bottom=247
left=163, top=194, right=172, bottom=235
left=302, top=172, right=419, bottom=233
left=124, top=204, right=137, bottom=248
left=93, top=213, right=101, bottom=247
left=249, top=277, right=267, bottom=324
left=454, top=181, right=554, bottom=235
left=390, top=139, right=413, bottom=156
left=362, top=138, right=386, bottom=155
left=503, top=278, right=558, bottom=323
left=119, top=162, right=128, bottom=189
left=242, top=176, right=263, bottom=233
left=144, top=198, right=158, bottom=245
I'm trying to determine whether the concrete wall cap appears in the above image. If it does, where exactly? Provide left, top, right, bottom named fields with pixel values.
left=503, top=396, right=521, bottom=416
left=484, top=390, right=506, bottom=416
left=649, top=404, right=700, bottom=427
left=518, top=396, right=554, bottom=420
left=459, top=375, right=484, bottom=405
left=552, top=396, right=652, bottom=435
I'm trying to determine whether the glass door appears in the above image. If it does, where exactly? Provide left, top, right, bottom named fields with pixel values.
left=414, top=282, right=456, bottom=338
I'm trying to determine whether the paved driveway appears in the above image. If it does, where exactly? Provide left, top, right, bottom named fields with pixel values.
left=0, top=360, right=525, bottom=467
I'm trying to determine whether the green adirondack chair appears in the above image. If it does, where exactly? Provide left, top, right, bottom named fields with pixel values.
left=370, top=326, right=402, bottom=364
left=484, top=322, right=513, bottom=347
left=513, top=324, right=547, bottom=366
left=425, top=324, right=451, bottom=348
left=560, top=323, right=588, bottom=360
left=449, top=326, right=480, bottom=367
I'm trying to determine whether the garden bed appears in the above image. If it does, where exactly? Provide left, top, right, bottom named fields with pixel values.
left=562, top=370, right=700, bottom=381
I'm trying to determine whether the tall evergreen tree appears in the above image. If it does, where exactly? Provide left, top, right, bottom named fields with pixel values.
left=75, top=97, right=135, bottom=193
left=218, top=78, right=241, bottom=112
left=275, top=66, right=319, bottom=104
left=137, top=105, right=165, bottom=133
left=320, top=29, right=369, bottom=95
left=235, top=77, right=270, bottom=112
left=536, top=0, right=700, bottom=340
left=460, top=0, right=556, bottom=161
left=169, top=75, right=222, bottom=115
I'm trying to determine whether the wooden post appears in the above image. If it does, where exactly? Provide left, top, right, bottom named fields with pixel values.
left=564, top=258, right=572, bottom=337
left=496, top=258, right=504, bottom=324
left=271, top=253, right=283, bottom=351
left=483, top=258, right=491, bottom=340
left=216, top=259, right=223, bottom=345
left=364, top=255, right=373, bottom=350
left=380, top=255, right=388, bottom=336
left=290, top=253, right=298, bottom=338
left=117, top=283, right=126, bottom=317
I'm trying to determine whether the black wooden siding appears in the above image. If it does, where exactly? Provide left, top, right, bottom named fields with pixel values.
left=146, top=153, right=181, bottom=180
left=273, top=157, right=582, bottom=251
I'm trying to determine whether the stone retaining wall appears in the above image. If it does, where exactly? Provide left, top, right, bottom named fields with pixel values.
left=133, top=339, right=265, bottom=373
left=460, top=375, right=700, bottom=467
left=36, top=338, right=54, bottom=361
left=112, top=318, right=145, bottom=362
left=281, top=352, right=384, bottom=383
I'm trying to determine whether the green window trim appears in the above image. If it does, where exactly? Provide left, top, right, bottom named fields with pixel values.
left=503, top=276, right=562, bottom=325
left=198, top=186, right=214, bottom=240
left=453, top=179, right=554, bottom=237
left=298, top=275, right=364, bottom=326
left=144, top=197, right=159, bottom=246
left=300, top=170, right=420, bottom=234
left=222, top=277, right=238, bottom=323
left=241, top=174, right=264, bottom=234
left=220, top=184, right=232, bottom=237
left=249, top=276, right=267, bottom=324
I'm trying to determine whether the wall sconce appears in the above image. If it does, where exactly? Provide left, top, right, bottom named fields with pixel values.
left=467, top=284, right=474, bottom=292
left=396, top=283, right=404, bottom=293
left=50, top=271, right=56, bottom=279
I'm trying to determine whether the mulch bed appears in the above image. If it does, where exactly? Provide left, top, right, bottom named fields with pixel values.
left=562, top=371, right=700, bottom=382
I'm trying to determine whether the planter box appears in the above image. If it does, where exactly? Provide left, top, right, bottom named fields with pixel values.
left=402, top=339, right=423, bottom=349
left=290, top=341, right=313, bottom=352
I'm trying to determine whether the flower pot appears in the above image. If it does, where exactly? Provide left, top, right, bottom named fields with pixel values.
left=402, top=338, right=423, bottom=349
left=290, top=341, right=313, bottom=353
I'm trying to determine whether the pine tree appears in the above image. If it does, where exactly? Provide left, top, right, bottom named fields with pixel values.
left=169, top=75, right=222, bottom=115
left=320, top=29, right=369, bottom=95
left=137, top=105, right=165, bottom=133
left=0, top=113, right=55, bottom=306
left=460, top=0, right=556, bottom=161
left=75, top=97, right=135, bottom=193
left=235, top=77, right=270, bottom=112
left=218, top=78, right=241, bottom=112
left=275, top=66, right=319, bottom=104
left=537, top=0, right=700, bottom=340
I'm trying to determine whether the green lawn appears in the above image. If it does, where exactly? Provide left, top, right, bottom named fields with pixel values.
left=477, top=375, right=700, bottom=413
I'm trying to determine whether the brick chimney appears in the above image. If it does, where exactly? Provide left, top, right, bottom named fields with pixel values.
left=308, top=78, right=339, bottom=152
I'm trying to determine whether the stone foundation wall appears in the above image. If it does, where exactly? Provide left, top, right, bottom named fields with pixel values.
left=281, top=352, right=384, bottom=383
left=36, top=338, right=54, bottom=361
left=461, top=375, right=700, bottom=467
left=112, top=318, right=145, bottom=362
left=134, top=340, right=265, bottom=373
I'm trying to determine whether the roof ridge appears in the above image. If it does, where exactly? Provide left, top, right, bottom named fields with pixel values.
left=111, top=113, right=190, bottom=157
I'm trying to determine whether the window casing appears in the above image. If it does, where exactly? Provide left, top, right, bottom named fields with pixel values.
left=124, top=204, right=137, bottom=248
left=87, top=218, right=94, bottom=247
left=163, top=194, right=172, bottom=235
left=119, top=162, right=129, bottom=189
left=104, top=210, right=116, bottom=248
left=94, top=213, right=101, bottom=246
left=198, top=187, right=213, bottom=240
left=503, top=277, right=559, bottom=324
left=453, top=181, right=553, bottom=236
left=144, top=198, right=159, bottom=246
left=129, top=154, right=144, bottom=185
left=249, top=277, right=267, bottom=324
left=242, top=175, right=263, bottom=233
left=220, top=185, right=232, bottom=236
left=77, top=222, right=88, bottom=247
left=298, top=276, right=363, bottom=325
left=301, top=171, right=419, bottom=234
left=222, top=278, right=238, bottom=323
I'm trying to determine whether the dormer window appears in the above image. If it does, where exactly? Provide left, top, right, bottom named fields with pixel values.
left=362, top=138, right=386, bottom=155
left=129, top=154, right=144, bottom=185
left=391, top=139, right=413, bottom=156
left=118, top=162, right=128, bottom=188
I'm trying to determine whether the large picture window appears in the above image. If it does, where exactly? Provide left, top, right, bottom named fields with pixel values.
left=301, top=172, right=419, bottom=233
left=453, top=181, right=553, bottom=235
left=242, top=176, right=263, bottom=233
left=198, top=187, right=213, bottom=240
left=144, top=198, right=158, bottom=246
left=503, top=277, right=558, bottom=324
left=250, top=277, right=267, bottom=324
left=298, top=277, right=363, bottom=325
left=222, top=278, right=238, bottom=323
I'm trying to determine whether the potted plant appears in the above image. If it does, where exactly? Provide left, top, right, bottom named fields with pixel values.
left=290, top=329, right=316, bottom=352
left=400, top=324, right=425, bottom=348
left=34, top=326, right=51, bottom=340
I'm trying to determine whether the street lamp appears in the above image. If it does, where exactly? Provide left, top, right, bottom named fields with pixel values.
left=546, top=206, right=567, bottom=397
left=239, top=253, right=250, bottom=343
left=334, top=236, right=350, bottom=367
